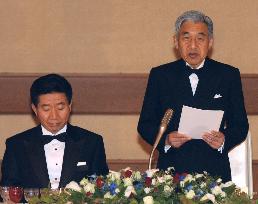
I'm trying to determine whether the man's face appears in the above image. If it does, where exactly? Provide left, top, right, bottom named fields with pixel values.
left=32, top=92, right=71, bottom=134
left=174, top=21, right=213, bottom=68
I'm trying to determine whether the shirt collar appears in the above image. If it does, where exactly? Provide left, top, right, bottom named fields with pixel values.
left=186, top=59, right=205, bottom=69
left=41, top=124, right=67, bottom=136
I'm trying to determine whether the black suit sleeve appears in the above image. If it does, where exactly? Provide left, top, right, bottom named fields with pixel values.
left=221, top=69, right=249, bottom=152
left=90, top=136, right=109, bottom=176
left=137, top=68, right=167, bottom=151
left=1, top=139, right=21, bottom=186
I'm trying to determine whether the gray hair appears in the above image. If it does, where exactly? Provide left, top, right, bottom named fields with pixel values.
left=175, top=10, right=213, bottom=38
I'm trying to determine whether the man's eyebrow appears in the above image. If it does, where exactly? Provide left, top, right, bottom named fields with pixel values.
left=56, top=101, right=66, bottom=106
left=41, top=104, right=50, bottom=107
left=198, top=32, right=207, bottom=36
left=182, top=32, right=190, bottom=35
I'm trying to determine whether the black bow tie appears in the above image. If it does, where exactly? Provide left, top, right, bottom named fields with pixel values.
left=41, top=132, right=67, bottom=144
left=186, top=65, right=204, bottom=75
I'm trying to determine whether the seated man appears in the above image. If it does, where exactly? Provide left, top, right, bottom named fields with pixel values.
left=1, top=74, right=109, bottom=189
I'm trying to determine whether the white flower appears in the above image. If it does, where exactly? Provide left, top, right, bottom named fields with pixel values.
left=157, top=176, right=165, bottom=184
left=79, top=178, right=89, bottom=186
left=104, top=192, right=115, bottom=199
left=166, top=167, right=174, bottom=172
left=164, top=174, right=173, bottom=181
left=65, top=181, right=82, bottom=192
left=186, top=190, right=195, bottom=199
left=145, top=169, right=159, bottom=178
left=144, top=187, right=151, bottom=194
left=143, top=195, right=154, bottom=204
left=240, top=186, right=248, bottom=194
left=123, top=177, right=133, bottom=186
left=164, top=185, right=173, bottom=193
left=151, top=178, right=157, bottom=186
left=212, top=186, right=223, bottom=195
left=83, top=183, right=95, bottom=194
left=108, top=170, right=121, bottom=182
left=221, top=181, right=234, bottom=188
left=184, top=174, right=194, bottom=183
left=216, top=178, right=222, bottom=183
left=133, top=171, right=142, bottom=180
left=200, top=193, right=216, bottom=203
left=124, top=186, right=136, bottom=197
left=195, top=173, right=204, bottom=179
left=221, top=191, right=226, bottom=197
left=200, top=182, right=206, bottom=188
left=115, top=188, right=120, bottom=194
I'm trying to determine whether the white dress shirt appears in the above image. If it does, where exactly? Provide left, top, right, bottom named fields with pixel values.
left=42, top=125, right=67, bottom=189
left=186, top=60, right=204, bottom=95
left=189, top=73, right=199, bottom=95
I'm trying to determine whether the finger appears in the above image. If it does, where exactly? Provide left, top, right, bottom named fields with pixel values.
left=169, top=134, right=191, bottom=141
left=202, top=134, right=213, bottom=142
left=211, top=130, right=224, bottom=139
left=202, top=134, right=218, bottom=147
left=170, top=136, right=191, bottom=143
left=170, top=137, right=191, bottom=148
left=206, top=138, right=218, bottom=149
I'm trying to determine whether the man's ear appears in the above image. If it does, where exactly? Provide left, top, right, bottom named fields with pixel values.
left=69, top=101, right=72, bottom=112
left=31, top=104, right=37, bottom=116
left=173, top=35, right=179, bottom=49
left=208, top=37, right=214, bottom=50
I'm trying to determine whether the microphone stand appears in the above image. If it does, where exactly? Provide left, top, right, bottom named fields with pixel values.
left=148, top=109, right=173, bottom=170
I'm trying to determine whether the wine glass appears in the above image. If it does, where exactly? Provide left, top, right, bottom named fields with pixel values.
left=9, top=186, right=23, bottom=203
left=24, top=188, right=39, bottom=202
left=0, top=186, right=10, bottom=203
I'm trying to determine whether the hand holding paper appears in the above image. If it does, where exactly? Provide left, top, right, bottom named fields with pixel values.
left=202, top=130, right=225, bottom=149
left=166, top=131, right=191, bottom=148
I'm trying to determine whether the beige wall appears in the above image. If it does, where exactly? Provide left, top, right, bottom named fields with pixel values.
left=0, top=1, right=257, bottom=160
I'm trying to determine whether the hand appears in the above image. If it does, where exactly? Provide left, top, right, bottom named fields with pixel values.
left=202, top=130, right=225, bottom=149
left=166, top=131, right=191, bottom=148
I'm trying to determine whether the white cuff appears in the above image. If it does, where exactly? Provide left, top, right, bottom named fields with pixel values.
left=217, top=141, right=225, bottom=154
left=164, top=145, right=171, bottom=153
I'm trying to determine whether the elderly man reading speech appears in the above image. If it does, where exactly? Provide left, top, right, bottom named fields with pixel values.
left=138, top=10, right=249, bottom=182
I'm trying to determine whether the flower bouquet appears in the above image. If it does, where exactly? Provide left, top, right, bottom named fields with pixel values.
left=28, top=167, right=252, bottom=204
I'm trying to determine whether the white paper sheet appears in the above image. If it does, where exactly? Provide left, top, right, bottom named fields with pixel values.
left=178, top=105, right=224, bottom=139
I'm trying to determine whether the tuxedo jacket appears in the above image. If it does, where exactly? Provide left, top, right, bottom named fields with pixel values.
left=0, top=124, right=109, bottom=188
left=137, top=58, right=249, bottom=181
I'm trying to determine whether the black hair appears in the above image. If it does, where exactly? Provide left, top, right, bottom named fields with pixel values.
left=30, top=73, right=72, bottom=106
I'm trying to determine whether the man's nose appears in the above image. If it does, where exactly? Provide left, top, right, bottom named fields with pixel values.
left=50, top=109, right=58, bottom=119
left=190, top=38, right=197, bottom=49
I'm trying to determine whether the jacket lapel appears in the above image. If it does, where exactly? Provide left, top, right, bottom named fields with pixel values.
left=59, top=125, right=82, bottom=187
left=24, top=126, right=50, bottom=187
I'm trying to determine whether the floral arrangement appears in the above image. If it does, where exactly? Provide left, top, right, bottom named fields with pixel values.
left=29, top=167, right=252, bottom=204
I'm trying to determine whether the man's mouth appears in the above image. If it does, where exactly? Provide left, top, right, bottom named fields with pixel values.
left=188, top=52, right=199, bottom=59
left=48, top=122, right=60, bottom=127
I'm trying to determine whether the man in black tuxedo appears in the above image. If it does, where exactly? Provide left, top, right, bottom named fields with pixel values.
left=138, top=10, right=249, bottom=181
left=1, top=74, right=109, bottom=189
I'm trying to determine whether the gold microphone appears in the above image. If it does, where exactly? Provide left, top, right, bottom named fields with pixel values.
left=148, top=109, right=173, bottom=170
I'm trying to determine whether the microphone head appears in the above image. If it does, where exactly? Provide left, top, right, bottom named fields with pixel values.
left=160, top=109, right=173, bottom=128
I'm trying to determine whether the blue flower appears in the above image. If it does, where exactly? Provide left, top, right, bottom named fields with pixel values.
left=179, top=175, right=186, bottom=181
left=185, top=185, right=193, bottom=191
left=196, top=189, right=204, bottom=197
left=209, top=182, right=216, bottom=189
left=133, top=181, right=143, bottom=190
left=109, top=182, right=117, bottom=195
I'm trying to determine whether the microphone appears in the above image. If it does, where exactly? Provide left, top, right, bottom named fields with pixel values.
left=148, top=108, right=173, bottom=170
